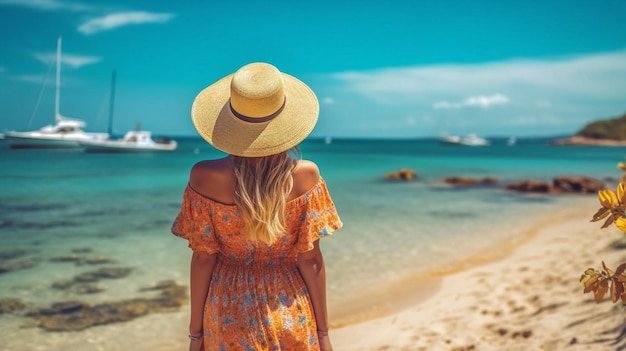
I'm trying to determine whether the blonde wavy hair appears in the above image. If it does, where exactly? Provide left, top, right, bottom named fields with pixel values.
left=232, top=148, right=300, bottom=245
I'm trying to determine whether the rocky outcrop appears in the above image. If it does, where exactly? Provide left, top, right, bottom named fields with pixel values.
left=0, top=249, right=32, bottom=260
left=0, top=249, right=38, bottom=274
left=505, top=180, right=552, bottom=193
left=443, top=176, right=499, bottom=186
left=50, top=254, right=114, bottom=265
left=0, top=298, right=26, bottom=314
left=505, top=176, right=605, bottom=194
left=26, top=280, right=186, bottom=331
left=552, top=176, right=605, bottom=193
left=0, top=258, right=38, bottom=274
left=73, top=267, right=132, bottom=282
left=385, top=168, right=417, bottom=181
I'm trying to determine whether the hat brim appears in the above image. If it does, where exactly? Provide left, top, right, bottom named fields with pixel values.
left=191, top=72, right=319, bottom=157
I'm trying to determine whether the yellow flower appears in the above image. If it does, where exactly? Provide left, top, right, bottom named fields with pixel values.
left=616, top=217, right=626, bottom=233
left=599, top=189, right=619, bottom=209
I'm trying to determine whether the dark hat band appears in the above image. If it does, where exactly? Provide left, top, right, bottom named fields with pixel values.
left=230, top=97, right=286, bottom=123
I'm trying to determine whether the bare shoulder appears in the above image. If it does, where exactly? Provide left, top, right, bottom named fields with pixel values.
left=190, top=158, right=229, bottom=179
left=291, top=160, right=321, bottom=197
left=189, top=157, right=234, bottom=201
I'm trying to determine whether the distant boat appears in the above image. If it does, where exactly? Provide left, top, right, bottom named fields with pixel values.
left=80, top=128, right=177, bottom=153
left=460, top=134, right=490, bottom=146
left=439, top=133, right=490, bottom=146
left=507, top=136, right=517, bottom=146
left=79, top=71, right=177, bottom=153
left=4, top=37, right=109, bottom=149
left=439, top=133, right=462, bottom=145
left=325, top=136, right=332, bottom=144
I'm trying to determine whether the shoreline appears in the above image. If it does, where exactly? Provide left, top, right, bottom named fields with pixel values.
left=329, top=201, right=556, bottom=329
left=328, top=205, right=550, bottom=328
left=332, top=201, right=626, bottom=350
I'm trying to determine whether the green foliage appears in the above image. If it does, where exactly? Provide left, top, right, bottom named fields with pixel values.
left=577, top=113, right=626, bottom=140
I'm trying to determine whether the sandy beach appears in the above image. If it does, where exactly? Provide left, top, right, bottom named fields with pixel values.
left=331, top=201, right=626, bottom=351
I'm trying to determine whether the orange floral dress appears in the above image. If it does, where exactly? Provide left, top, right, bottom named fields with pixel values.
left=172, top=177, right=342, bottom=351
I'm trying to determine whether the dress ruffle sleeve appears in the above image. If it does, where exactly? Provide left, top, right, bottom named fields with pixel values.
left=294, top=178, right=343, bottom=253
left=171, top=185, right=220, bottom=254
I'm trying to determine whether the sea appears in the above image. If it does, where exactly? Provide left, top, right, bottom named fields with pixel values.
left=0, top=137, right=622, bottom=350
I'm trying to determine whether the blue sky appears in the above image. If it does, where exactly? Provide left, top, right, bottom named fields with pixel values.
left=1, top=0, right=625, bottom=138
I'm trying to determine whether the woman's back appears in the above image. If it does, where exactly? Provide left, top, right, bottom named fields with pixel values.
left=189, top=157, right=320, bottom=205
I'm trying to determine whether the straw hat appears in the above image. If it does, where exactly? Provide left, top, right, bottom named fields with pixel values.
left=191, top=62, right=319, bottom=157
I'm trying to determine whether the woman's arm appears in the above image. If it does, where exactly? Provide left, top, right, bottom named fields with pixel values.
left=189, top=251, right=217, bottom=343
left=297, top=240, right=333, bottom=350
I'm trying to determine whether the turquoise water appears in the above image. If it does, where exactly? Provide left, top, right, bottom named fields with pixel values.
left=0, top=137, right=622, bottom=336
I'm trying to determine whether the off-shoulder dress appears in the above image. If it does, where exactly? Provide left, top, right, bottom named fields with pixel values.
left=172, top=178, right=342, bottom=350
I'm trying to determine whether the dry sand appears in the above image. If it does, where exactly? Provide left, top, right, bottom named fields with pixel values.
left=331, top=203, right=626, bottom=351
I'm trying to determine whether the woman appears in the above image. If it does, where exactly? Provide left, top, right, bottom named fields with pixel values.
left=172, top=62, right=342, bottom=351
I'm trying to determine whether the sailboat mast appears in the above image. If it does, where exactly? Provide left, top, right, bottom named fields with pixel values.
left=54, top=37, right=62, bottom=122
left=108, top=70, right=117, bottom=136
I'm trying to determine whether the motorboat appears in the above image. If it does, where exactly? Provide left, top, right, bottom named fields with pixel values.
left=459, top=134, right=490, bottom=146
left=80, top=129, right=177, bottom=153
left=439, top=133, right=462, bottom=145
left=439, top=133, right=490, bottom=146
left=4, top=37, right=108, bottom=148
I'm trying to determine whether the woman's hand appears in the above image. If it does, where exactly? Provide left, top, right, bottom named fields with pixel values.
left=189, top=339, right=204, bottom=351
left=318, top=333, right=333, bottom=351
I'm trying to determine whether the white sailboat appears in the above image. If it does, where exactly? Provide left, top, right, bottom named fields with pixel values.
left=5, top=37, right=109, bottom=149
left=79, top=71, right=177, bottom=153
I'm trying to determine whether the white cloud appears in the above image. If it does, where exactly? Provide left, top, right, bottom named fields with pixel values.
left=60, top=54, right=101, bottom=68
left=434, top=93, right=510, bottom=109
left=34, top=52, right=101, bottom=68
left=322, top=97, right=334, bottom=105
left=332, top=50, right=626, bottom=104
left=78, top=11, right=175, bottom=35
left=0, top=0, right=94, bottom=11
